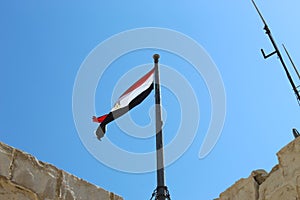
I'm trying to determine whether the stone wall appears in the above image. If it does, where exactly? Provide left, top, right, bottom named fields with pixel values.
left=0, top=142, right=123, bottom=200
left=216, top=136, right=300, bottom=200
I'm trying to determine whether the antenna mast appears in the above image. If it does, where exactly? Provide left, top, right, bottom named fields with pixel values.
left=282, top=44, right=300, bottom=80
left=251, top=0, right=300, bottom=105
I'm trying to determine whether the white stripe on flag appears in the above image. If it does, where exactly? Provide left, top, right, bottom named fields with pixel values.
left=111, top=71, right=154, bottom=112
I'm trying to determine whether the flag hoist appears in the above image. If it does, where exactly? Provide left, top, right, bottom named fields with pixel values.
left=93, top=54, right=171, bottom=200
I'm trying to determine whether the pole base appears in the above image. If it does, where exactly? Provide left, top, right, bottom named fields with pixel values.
left=150, top=186, right=171, bottom=200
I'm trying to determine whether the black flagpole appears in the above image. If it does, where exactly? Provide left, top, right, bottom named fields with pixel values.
left=152, top=54, right=170, bottom=200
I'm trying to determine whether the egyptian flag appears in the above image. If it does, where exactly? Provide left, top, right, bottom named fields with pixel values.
left=93, top=68, right=155, bottom=140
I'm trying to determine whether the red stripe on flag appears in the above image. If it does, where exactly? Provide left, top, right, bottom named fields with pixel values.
left=119, top=68, right=154, bottom=99
left=93, top=114, right=108, bottom=123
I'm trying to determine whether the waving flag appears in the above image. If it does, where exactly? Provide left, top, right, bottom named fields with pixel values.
left=93, top=68, right=155, bottom=140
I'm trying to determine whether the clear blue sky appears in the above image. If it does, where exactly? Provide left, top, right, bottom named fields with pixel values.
left=1, top=1, right=300, bottom=199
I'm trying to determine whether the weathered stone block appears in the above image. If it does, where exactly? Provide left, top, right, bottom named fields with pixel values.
left=218, top=137, right=300, bottom=200
left=251, top=169, right=268, bottom=185
left=0, top=141, right=123, bottom=200
left=11, top=150, right=59, bottom=199
left=60, top=171, right=122, bottom=200
left=265, top=184, right=297, bottom=200
left=0, top=176, right=38, bottom=200
left=218, top=175, right=258, bottom=200
left=277, top=137, right=300, bottom=179
left=0, top=142, right=14, bottom=179
left=258, top=165, right=284, bottom=200
left=296, top=175, right=300, bottom=197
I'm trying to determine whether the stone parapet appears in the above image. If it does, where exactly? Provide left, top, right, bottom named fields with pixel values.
left=216, top=137, right=300, bottom=200
left=0, top=142, right=123, bottom=200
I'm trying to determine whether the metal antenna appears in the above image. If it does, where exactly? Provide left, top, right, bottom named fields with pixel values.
left=282, top=44, right=300, bottom=80
left=251, top=0, right=300, bottom=105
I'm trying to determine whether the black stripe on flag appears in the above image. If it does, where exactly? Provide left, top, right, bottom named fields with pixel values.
left=96, top=83, right=154, bottom=140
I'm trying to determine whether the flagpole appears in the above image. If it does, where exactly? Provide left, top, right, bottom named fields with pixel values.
left=153, top=54, right=170, bottom=200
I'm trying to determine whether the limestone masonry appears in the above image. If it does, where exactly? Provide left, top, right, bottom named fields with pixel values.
left=0, top=142, right=123, bottom=200
left=3, top=136, right=300, bottom=200
left=216, top=136, right=300, bottom=200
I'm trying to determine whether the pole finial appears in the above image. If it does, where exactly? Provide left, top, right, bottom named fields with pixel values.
left=153, top=54, right=160, bottom=63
